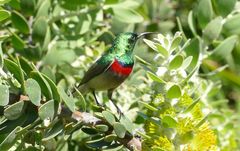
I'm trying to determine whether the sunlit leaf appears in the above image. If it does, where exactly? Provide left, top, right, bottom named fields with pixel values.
left=166, top=84, right=182, bottom=99
left=113, top=122, right=126, bottom=138
left=4, top=101, right=25, bottom=120
left=0, top=10, right=10, bottom=22
left=0, top=85, right=9, bottom=106
left=25, top=78, right=41, bottom=106
left=169, top=55, right=183, bottom=70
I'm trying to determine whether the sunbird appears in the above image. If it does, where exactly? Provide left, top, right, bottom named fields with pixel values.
left=75, top=32, right=156, bottom=116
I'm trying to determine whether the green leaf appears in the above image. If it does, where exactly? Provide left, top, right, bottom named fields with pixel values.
left=102, top=144, right=124, bottom=151
left=4, top=59, right=25, bottom=83
left=119, top=116, right=134, bottom=133
left=169, top=55, right=184, bottom=70
left=139, top=101, right=158, bottom=111
left=212, top=0, right=236, bottom=17
left=102, top=111, right=116, bottom=124
left=183, top=98, right=200, bottom=113
left=38, top=100, right=58, bottom=120
left=76, top=14, right=92, bottom=35
left=19, top=57, right=33, bottom=75
left=11, top=11, right=30, bottom=34
left=181, top=56, right=193, bottom=70
left=170, top=36, right=182, bottom=51
left=0, top=127, right=21, bottom=150
left=4, top=101, right=25, bottom=120
left=185, top=38, right=200, bottom=71
left=197, top=0, right=214, bottom=29
left=166, top=84, right=182, bottom=99
left=58, top=86, right=75, bottom=112
left=43, top=120, right=63, bottom=141
left=188, top=11, right=197, bottom=36
left=11, top=33, right=25, bottom=49
left=211, top=35, right=238, bottom=60
left=32, top=17, right=48, bottom=44
left=0, top=42, right=3, bottom=68
left=25, top=78, right=41, bottom=106
left=0, top=85, right=9, bottom=106
left=86, top=137, right=111, bottom=148
left=95, top=124, right=109, bottom=132
left=73, top=87, right=86, bottom=111
left=20, top=0, right=36, bottom=16
left=0, top=10, right=10, bottom=22
left=42, top=74, right=60, bottom=102
left=43, top=48, right=76, bottom=65
left=223, top=14, right=240, bottom=35
left=36, top=0, right=50, bottom=17
left=82, top=127, right=98, bottom=135
left=104, top=134, right=117, bottom=142
left=147, top=71, right=166, bottom=83
left=156, top=43, right=168, bottom=57
left=30, top=71, right=53, bottom=99
left=203, top=17, right=223, bottom=42
left=113, top=122, right=126, bottom=138
left=162, top=115, right=177, bottom=128
left=112, top=8, right=143, bottom=23
left=143, top=38, right=157, bottom=51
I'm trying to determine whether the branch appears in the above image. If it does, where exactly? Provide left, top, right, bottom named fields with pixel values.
left=60, top=106, right=142, bottom=151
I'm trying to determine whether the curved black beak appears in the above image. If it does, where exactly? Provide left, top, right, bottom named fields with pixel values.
left=137, top=32, right=158, bottom=39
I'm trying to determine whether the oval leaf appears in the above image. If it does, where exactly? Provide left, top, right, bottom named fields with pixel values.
left=197, top=0, right=214, bottom=29
left=162, top=115, right=177, bottom=128
left=181, top=56, right=193, bottom=70
left=25, top=78, right=41, bottom=106
left=39, top=100, right=58, bottom=120
left=0, top=10, right=10, bottom=22
left=58, top=86, right=75, bottom=112
left=147, top=71, right=166, bottom=83
left=166, top=84, right=182, bottom=99
left=4, top=101, right=25, bottom=120
left=11, top=11, right=30, bottom=34
left=102, top=111, right=116, bottom=124
left=169, top=55, right=184, bottom=70
left=113, top=122, right=126, bottom=138
left=203, top=17, right=223, bottom=42
left=223, top=14, right=240, bottom=35
left=211, top=35, right=238, bottom=60
left=0, top=85, right=9, bottom=106
left=213, top=0, right=236, bottom=17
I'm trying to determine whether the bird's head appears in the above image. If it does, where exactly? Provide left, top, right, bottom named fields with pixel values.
left=111, top=32, right=157, bottom=54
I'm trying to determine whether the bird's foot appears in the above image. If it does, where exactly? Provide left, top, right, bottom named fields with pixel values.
left=117, top=109, right=124, bottom=120
left=93, top=103, right=106, bottom=112
left=115, top=104, right=124, bottom=120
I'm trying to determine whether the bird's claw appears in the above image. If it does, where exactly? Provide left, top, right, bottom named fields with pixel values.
left=116, top=105, right=124, bottom=120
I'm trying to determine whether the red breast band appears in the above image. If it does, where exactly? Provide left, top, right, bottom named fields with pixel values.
left=110, top=59, right=133, bottom=75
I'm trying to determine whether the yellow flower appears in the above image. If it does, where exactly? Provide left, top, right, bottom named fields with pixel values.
left=183, top=122, right=217, bottom=151
left=152, top=136, right=174, bottom=151
left=191, top=104, right=203, bottom=120
left=178, top=93, right=193, bottom=108
left=177, top=117, right=195, bottom=135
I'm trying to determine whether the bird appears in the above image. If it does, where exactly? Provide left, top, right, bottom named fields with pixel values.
left=74, top=32, right=156, bottom=117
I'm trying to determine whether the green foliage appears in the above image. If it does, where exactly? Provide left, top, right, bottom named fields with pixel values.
left=0, top=0, right=240, bottom=150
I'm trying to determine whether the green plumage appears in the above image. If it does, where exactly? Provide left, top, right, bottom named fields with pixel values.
left=79, top=32, right=137, bottom=88
left=74, top=32, right=156, bottom=117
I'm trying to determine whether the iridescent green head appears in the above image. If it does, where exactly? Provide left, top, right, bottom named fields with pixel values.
left=110, top=32, right=157, bottom=55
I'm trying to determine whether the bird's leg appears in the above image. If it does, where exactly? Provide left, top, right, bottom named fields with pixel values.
left=108, top=90, right=124, bottom=119
left=92, top=91, right=101, bottom=106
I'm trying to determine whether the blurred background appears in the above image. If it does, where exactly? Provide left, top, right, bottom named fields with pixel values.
left=1, top=0, right=240, bottom=150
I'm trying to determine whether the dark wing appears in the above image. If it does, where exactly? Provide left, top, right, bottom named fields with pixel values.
left=78, top=58, right=114, bottom=85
